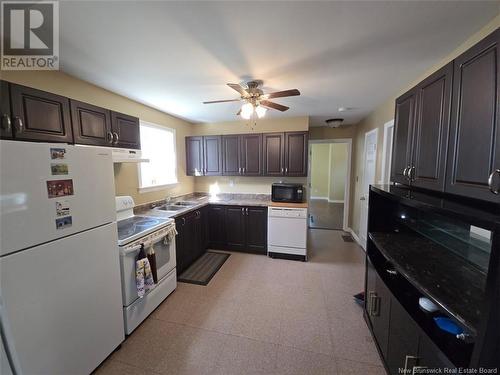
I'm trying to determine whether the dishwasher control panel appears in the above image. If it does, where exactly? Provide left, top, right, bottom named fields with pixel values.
left=268, top=207, right=308, bottom=219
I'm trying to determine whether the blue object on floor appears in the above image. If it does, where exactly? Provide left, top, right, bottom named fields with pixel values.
left=433, top=317, right=464, bottom=335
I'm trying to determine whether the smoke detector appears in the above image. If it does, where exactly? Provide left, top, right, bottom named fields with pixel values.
left=325, top=118, right=345, bottom=128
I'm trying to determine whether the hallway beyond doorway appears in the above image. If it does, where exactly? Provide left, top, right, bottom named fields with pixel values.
left=309, top=199, right=344, bottom=230
left=308, top=140, right=351, bottom=231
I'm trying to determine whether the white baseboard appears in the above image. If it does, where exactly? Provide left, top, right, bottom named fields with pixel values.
left=328, top=199, right=344, bottom=203
left=310, top=196, right=328, bottom=200
left=346, top=227, right=362, bottom=246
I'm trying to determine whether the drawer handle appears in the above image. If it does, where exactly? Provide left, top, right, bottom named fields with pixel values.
left=1, top=114, right=11, bottom=131
left=488, top=169, right=500, bottom=194
left=403, top=167, right=409, bottom=177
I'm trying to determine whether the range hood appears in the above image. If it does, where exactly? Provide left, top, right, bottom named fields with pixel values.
left=112, top=148, right=149, bottom=163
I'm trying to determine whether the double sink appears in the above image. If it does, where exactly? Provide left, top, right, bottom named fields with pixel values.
left=153, top=200, right=203, bottom=215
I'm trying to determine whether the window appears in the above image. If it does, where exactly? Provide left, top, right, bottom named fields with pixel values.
left=138, top=121, right=177, bottom=192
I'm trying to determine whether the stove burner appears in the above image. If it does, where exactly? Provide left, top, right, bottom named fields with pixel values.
left=117, top=215, right=171, bottom=245
left=135, top=219, right=160, bottom=227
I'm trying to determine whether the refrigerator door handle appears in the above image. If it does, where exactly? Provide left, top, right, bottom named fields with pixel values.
left=0, top=293, right=21, bottom=375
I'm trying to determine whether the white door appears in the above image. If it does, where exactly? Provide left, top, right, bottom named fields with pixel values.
left=359, top=129, right=378, bottom=249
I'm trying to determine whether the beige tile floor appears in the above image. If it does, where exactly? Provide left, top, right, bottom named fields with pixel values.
left=95, top=229, right=385, bottom=375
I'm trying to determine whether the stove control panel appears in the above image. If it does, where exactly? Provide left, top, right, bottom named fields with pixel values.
left=116, top=196, right=135, bottom=213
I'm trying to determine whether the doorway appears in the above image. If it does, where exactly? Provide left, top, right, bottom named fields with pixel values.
left=307, top=139, right=352, bottom=231
left=359, top=128, right=378, bottom=249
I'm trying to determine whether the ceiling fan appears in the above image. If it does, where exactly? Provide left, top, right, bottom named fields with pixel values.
left=203, top=80, right=300, bottom=119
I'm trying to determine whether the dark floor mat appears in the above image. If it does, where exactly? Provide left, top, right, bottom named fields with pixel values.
left=342, top=234, right=354, bottom=242
left=178, top=251, right=230, bottom=286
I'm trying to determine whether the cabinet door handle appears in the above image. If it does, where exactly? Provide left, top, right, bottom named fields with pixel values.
left=386, top=269, right=397, bottom=276
left=246, top=208, right=249, bottom=215
left=409, top=166, right=415, bottom=181
left=182, top=217, right=186, bottom=225
left=239, top=167, right=242, bottom=174
left=281, top=167, right=284, bottom=173
left=403, top=167, right=408, bottom=177
left=112, top=132, right=119, bottom=145
left=1, top=114, right=11, bottom=132
left=107, top=131, right=113, bottom=144
left=488, top=169, right=500, bottom=194
left=285, top=167, right=288, bottom=174
left=13, top=116, right=23, bottom=133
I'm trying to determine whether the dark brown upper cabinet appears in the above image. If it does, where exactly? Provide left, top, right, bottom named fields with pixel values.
left=186, top=135, right=222, bottom=176
left=446, top=29, right=500, bottom=202
left=203, top=135, right=223, bottom=176
left=186, top=136, right=204, bottom=176
left=284, top=131, right=308, bottom=176
left=391, top=88, right=417, bottom=185
left=10, top=83, right=73, bottom=143
left=71, top=100, right=113, bottom=146
left=263, top=132, right=285, bottom=176
left=110, top=111, right=140, bottom=149
left=411, top=62, right=453, bottom=191
left=0, top=81, right=12, bottom=139
left=222, top=135, right=241, bottom=175
left=240, top=133, right=262, bottom=176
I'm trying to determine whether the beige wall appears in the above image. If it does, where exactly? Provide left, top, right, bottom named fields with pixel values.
left=310, top=144, right=330, bottom=198
left=191, top=116, right=309, bottom=136
left=349, top=16, right=500, bottom=237
left=330, top=143, right=348, bottom=202
left=192, top=116, right=309, bottom=194
left=309, top=125, right=356, bottom=140
left=0, top=70, right=195, bottom=205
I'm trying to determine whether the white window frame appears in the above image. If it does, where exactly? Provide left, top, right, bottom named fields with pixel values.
left=137, top=121, right=178, bottom=193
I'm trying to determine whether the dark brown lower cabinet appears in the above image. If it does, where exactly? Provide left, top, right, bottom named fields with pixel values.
left=366, top=257, right=391, bottom=360
left=225, top=206, right=246, bottom=251
left=175, top=209, right=206, bottom=275
left=209, top=205, right=267, bottom=254
left=245, top=207, right=267, bottom=253
left=386, top=299, right=420, bottom=375
left=366, top=260, right=459, bottom=375
left=208, top=205, right=226, bottom=248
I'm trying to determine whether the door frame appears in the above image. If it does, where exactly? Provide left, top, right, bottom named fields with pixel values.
left=380, top=120, right=394, bottom=184
left=359, top=128, right=378, bottom=249
left=307, top=138, right=352, bottom=232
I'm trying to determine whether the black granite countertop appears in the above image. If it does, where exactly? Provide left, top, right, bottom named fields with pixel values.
left=369, top=231, right=486, bottom=334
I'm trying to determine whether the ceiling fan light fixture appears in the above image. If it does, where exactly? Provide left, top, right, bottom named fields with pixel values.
left=241, top=110, right=252, bottom=120
left=241, top=102, right=254, bottom=114
left=255, top=105, right=267, bottom=118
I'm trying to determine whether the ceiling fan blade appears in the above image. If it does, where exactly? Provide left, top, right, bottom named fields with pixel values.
left=260, top=100, right=289, bottom=112
left=262, top=89, right=300, bottom=99
left=227, top=83, right=249, bottom=96
left=203, top=99, right=241, bottom=104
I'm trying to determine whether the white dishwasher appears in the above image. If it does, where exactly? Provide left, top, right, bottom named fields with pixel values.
left=268, top=206, right=308, bottom=261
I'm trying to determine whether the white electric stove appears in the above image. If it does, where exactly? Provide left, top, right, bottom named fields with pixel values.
left=115, top=196, right=177, bottom=334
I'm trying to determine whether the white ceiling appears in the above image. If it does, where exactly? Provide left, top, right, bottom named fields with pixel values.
left=59, top=1, right=499, bottom=127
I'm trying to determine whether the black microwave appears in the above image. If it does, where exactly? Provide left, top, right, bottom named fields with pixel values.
left=271, top=183, right=304, bottom=203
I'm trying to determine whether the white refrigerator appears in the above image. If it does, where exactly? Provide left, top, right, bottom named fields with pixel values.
left=0, top=140, right=124, bottom=375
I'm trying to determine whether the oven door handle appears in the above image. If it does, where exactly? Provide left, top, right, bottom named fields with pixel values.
left=121, top=244, right=143, bottom=256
